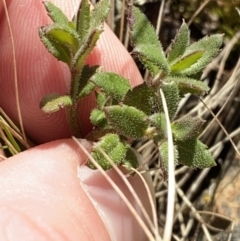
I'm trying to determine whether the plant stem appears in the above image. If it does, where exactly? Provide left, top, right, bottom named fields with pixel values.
left=67, top=70, right=83, bottom=137
left=66, top=104, right=82, bottom=137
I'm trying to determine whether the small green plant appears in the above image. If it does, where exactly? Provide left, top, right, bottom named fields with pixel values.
left=39, top=1, right=222, bottom=171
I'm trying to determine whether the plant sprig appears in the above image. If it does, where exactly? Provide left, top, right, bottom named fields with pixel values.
left=39, top=0, right=110, bottom=137
left=39, top=1, right=222, bottom=172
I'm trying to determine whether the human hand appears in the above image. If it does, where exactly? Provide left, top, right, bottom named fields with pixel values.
left=0, top=1, right=153, bottom=240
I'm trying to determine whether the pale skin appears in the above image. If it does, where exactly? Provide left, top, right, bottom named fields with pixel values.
left=0, top=1, right=153, bottom=240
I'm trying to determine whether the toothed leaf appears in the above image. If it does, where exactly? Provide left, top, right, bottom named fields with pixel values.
left=123, top=82, right=154, bottom=115
left=104, top=105, right=148, bottom=139
left=76, top=0, right=90, bottom=41
left=72, top=29, right=102, bottom=74
left=170, top=50, right=204, bottom=73
left=128, top=6, right=169, bottom=75
left=168, top=20, right=190, bottom=63
left=172, top=117, right=205, bottom=141
left=178, top=78, right=210, bottom=95
left=40, top=94, right=72, bottom=114
left=43, top=1, right=69, bottom=25
left=180, top=34, right=223, bottom=76
left=90, top=0, right=111, bottom=31
left=177, top=139, right=216, bottom=168
left=41, top=23, right=80, bottom=53
left=165, top=76, right=209, bottom=95
left=91, top=72, right=131, bottom=101
left=39, top=27, right=71, bottom=64
left=88, top=134, right=127, bottom=170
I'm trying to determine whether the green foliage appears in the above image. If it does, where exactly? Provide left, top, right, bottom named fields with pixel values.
left=104, top=105, right=148, bottom=139
left=88, top=134, right=128, bottom=170
left=90, top=72, right=131, bottom=101
left=165, top=76, right=210, bottom=95
left=155, top=82, right=180, bottom=120
left=39, top=2, right=221, bottom=172
left=148, top=113, right=167, bottom=139
left=159, top=141, right=179, bottom=171
left=176, top=139, right=216, bottom=168
left=123, top=82, right=154, bottom=115
left=40, top=94, right=72, bottom=113
left=167, top=20, right=189, bottom=63
left=172, top=116, right=205, bottom=141
left=43, top=1, right=69, bottom=25
left=128, top=5, right=169, bottom=75
left=39, top=0, right=111, bottom=137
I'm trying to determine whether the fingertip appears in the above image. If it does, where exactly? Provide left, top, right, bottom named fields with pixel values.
left=0, top=139, right=112, bottom=240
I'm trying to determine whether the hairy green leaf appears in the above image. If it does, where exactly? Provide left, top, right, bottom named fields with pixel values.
left=180, top=34, right=223, bottom=76
left=104, top=105, right=148, bottom=139
left=123, top=147, right=139, bottom=170
left=123, top=82, right=154, bottom=115
left=43, top=1, right=69, bottom=25
left=95, top=91, right=107, bottom=109
left=76, top=0, right=90, bottom=41
left=128, top=6, right=169, bottom=75
left=88, top=134, right=127, bottom=170
left=86, top=128, right=116, bottom=141
left=90, top=109, right=108, bottom=128
left=159, top=141, right=179, bottom=171
left=156, top=82, right=179, bottom=120
left=148, top=113, right=167, bottom=138
left=78, top=65, right=99, bottom=98
left=165, top=76, right=209, bottom=95
left=42, top=23, right=80, bottom=53
left=177, top=139, right=216, bottom=168
left=167, top=20, right=190, bottom=63
left=72, top=29, right=102, bottom=74
left=90, top=0, right=111, bottom=31
left=170, top=50, right=204, bottom=73
left=78, top=82, right=95, bottom=99
left=91, top=72, right=131, bottom=101
left=172, top=116, right=205, bottom=141
left=39, top=27, right=72, bottom=64
left=40, top=94, right=72, bottom=113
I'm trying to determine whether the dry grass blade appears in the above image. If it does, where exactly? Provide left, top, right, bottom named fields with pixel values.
left=160, top=88, right=176, bottom=241
left=106, top=0, right=115, bottom=30
left=176, top=185, right=212, bottom=241
left=96, top=146, right=157, bottom=235
left=187, top=0, right=212, bottom=26
left=199, top=97, right=240, bottom=156
left=72, top=137, right=158, bottom=241
left=197, top=210, right=234, bottom=233
left=0, top=108, right=30, bottom=156
left=119, top=0, right=126, bottom=42
left=2, top=0, right=27, bottom=144
left=132, top=167, right=161, bottom=240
